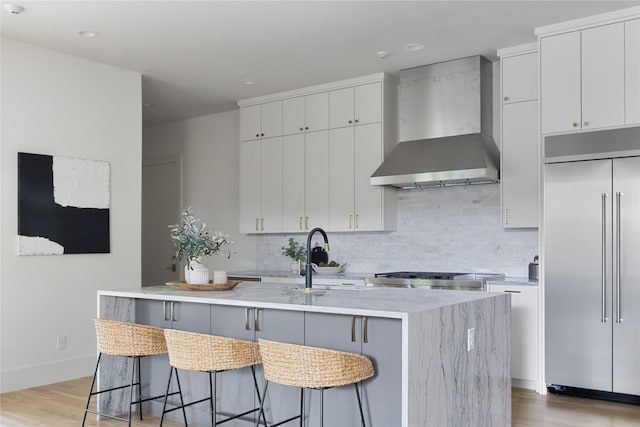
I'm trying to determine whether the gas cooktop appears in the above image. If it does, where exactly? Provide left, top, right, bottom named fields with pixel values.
left=366, top=271, right=505, bottom=291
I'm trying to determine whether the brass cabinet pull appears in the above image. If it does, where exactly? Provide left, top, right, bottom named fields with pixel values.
left=254, top=308, right=261, bottom=331
left=256, top=133, right=260, bottom=138
left=171, top=301, right=177, bottom=322
left=572, top=122, right=578, bottom=128
left=305, top=217, right=309, bottom=230
left=261, top=133, right=265, bottom=137
left=363, top=316, right=369, bottom=343
left=505, top=208, right=509, bottom=225
left=305, top=126, right=309, bottom=130
left=351, top=316, right=356, bottom=342
left=299, top=216, right=303, bottom=230
left=355, top=214, right=359, bottom=229
left=244, top=308, right=251, bottom=331
left=260, top=218, right=264, bottom=231
left=349, top=214, right=353, bottom=228
left=504, top=96, right=509, bottom=101
left=354, top=119, right=359, bottom=123
left=348, top=120, right=353, bottom=124
left=255, top=218, right=259, bottom=231
left=163, top=301, right=169, bottom=321
left=299, top=127, right=304, bottom=131
left=584, top=121, right=590, bottom=127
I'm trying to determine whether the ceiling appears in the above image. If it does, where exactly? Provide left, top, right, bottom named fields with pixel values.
left=2, top=1, right=637, bottom=124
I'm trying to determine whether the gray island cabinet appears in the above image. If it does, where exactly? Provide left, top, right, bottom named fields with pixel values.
left=97, top=282, right=510, bottom=427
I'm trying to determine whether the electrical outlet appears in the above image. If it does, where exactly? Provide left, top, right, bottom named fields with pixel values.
left=57, top=335, right=67, bottom=351
left=467, top=328, right=475, bottom=352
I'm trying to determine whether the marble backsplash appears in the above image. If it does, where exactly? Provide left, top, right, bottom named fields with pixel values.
left=256, top=184, right=538, bottom=277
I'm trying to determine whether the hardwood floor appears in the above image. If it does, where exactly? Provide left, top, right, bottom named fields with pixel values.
left=1, top=378, right=639, bottom=426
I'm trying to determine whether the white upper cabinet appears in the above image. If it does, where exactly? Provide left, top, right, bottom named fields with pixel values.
left=282, top=134, right=306, bottom=233
left=329, top=82, right=382, bottom=128
left=240, top=100, right=283, bottom=141
left=304, top=131, right=330, bottom=230
left=539, top=13, right=638, bottom=134
left=502, top=53, right=538, bottom=104
left=626, top=19, right=640, bottom=124
left=581, top=23, right=625, bottom=130
left=540, top=31, right=582, bottom=134
left=282, top=92, right=329, bottom=135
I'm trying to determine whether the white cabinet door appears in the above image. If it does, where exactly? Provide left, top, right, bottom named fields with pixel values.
left=354, top=82, right=382, bottom=125
left=240, top=104, right=262, bottom=141
left=329, top=87, right=354, bottom=129
left=502, top=53, right=538, bottom=103
left=540, top=31, right=581, bottom=134
left=260, top=137, right=283, bottom=233
left=502, top=101, right=539, bottom=228
left=260, top=100, right=283, bottom=139
left=354, top=123, right=383, bottom=231
left=305, top=130, right=329, bottom=229
left=626, top=19, right=640, bottom=125
left=305, top=92, right=329, bottom=132
left=490, top=284, right=538, bottom=389
left=329, top=127, right=355, bottom=232
left=581, top=22, right=625, bottom=130
left=239, top=140, right=261, bottom=232
left=282, top=134, right=306, bottom=232
left=282, top=96, right=305, bottom=136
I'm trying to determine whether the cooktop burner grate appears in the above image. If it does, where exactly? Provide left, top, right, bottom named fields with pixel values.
left=374, top=271, right=471, bottom=280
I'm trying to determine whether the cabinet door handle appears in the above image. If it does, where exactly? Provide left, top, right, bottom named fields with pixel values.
left=348, top=120, right=353, bottom=124
left=355, top=214, right=359, bottom=229
left=163, top=301, right=169, bottom=321
left=503, top=96, right=509, bottom=101
left=601, top=192, right=608, bottom=323
left=305, top=126, right=309, bottom=130
left=572, top=122, right=578, bottom=128
left=299, top=216, right=303, bottom=230
left=616, top=192, right=623, bottom=324
left=260, top=218, right=264, bottom=231
left=504, top=208, right=509, bottom=225
left=261, top=133, right=265, bottom=137
left=354, top=119, right=359, bottom=123
left=256, top=133, right=260, bottom=138
left=351, top=316, right=356, bottom=342
left=584, top=121, right=590, bottom=127
left=349, top=214, right=353, bottom=229
left=363, top=316, right=368, bottom=343
left=305, top=217, right=308, bottom=230
left=244, top=308, right=251, bottom=331
left=299, top=127, right=304, bottom=131
left=254, top=308, right=261, bottom=332
left=255, top=218, right=259, bottom=231
left=171, top=301, right=177, bottom=322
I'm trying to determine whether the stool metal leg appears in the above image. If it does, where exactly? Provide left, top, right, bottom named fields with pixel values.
left=82, top=352, right=102, bottom=427
left=128, top=356, right=136, bottom=427
left=355, top=383, right=366, bottom=427
left=251, top=366, right=268, bottom=427
left=319, top=388, right=324, bottom=427
left=299, top=388, right=304, bottom=427
left=136, top=356, right=143, bottom=421
left=255, top=381, right=269, bottom=427
left=210, top=371, right=216, bottom=427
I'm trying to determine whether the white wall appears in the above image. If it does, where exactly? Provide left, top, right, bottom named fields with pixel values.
left=143, top=110, right=257, bottom=273
left=0, top=39, right=142, bottom=392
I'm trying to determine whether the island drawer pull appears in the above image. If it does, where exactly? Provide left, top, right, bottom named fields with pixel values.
left=244, top=308, right=251, bottom=331
left=171, top=301, right=177, bottom=322
left=363, top=316, right=369, bottom=343
left=351, top=316, right=356, bottom=342
left=163, top=301, right=169, bottom=322
left=254, top=308, right=261, bottom=331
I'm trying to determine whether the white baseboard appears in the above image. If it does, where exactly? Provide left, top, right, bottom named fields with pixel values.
left=512, top=378, right=537, bottom=390
left=0, top=355, right=95, bottom=393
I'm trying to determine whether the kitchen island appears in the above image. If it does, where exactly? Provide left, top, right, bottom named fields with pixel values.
left=97, top=282, right=510, bottom=427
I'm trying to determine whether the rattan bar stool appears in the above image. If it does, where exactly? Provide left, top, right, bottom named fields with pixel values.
left=82, top=319, right=183, bottom=427
left=256, top=339, right=375, bottom=427
left=160, top=329, right=267, bottom=427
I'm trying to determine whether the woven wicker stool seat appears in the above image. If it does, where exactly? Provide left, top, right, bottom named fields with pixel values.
left=82, top=319, right=181, bottom=427
left=160, top=329, right=266, bottom=427
left=257, top=339, right=374, bottom=427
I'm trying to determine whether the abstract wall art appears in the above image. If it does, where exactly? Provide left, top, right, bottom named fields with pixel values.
left=17, top=152, right=111, bottom=255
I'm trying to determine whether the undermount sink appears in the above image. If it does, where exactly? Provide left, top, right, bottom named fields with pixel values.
left=288, top=284, right=370, bottom=292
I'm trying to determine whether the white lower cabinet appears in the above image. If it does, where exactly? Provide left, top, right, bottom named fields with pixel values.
left=489, top=284, right=539, bottom=389
left=304, top=312, right=402, bottom=427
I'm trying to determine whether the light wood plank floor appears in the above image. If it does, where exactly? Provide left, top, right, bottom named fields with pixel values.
left=1, top=377, right=639, bottom=426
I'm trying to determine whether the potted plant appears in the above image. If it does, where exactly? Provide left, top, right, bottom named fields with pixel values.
left=281, top=238, right=306, bottom=273
left=169, top=207, right=232, bottom=284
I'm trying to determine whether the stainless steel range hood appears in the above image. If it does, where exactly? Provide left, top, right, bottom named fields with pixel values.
left=371, top=55, right=499, bottom=189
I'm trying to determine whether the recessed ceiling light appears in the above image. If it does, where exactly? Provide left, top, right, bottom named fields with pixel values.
left=3, top=4, right=24, bottom=14
left=242, top=79, right=255, bottom=85
left=404, top=43, right=425, bottom=52
left=77, top=30, right=99, bottom=38
left=376, top=50, right=391, bottom=59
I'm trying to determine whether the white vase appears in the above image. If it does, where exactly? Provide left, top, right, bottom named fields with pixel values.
left=290, top=260, right=301, bottom=274
left=185, top=259, right=209, bottom=284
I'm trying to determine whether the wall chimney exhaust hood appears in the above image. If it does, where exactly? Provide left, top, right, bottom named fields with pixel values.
left=371, top=56, right=499, bottom=189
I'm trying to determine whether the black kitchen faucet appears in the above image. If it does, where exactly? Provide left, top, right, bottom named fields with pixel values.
left=305, top=227, right=329, bottom=291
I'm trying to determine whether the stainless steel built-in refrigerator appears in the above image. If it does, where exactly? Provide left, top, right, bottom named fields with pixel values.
left=544, top=128, right=640, bottom=398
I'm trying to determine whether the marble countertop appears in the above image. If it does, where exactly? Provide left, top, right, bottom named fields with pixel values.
left=98, top=282, right=504, bottom=319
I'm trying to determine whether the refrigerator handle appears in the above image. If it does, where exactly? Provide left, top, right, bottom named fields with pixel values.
left=616, top=192, right=623, bottom=324
left=601, top=192, right=608, bottom=323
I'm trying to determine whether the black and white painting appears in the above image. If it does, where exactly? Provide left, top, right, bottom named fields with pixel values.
left=18, top=152, right=110, bottom=255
